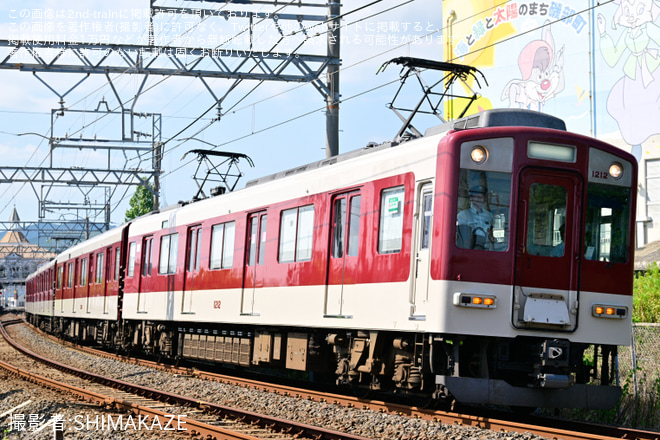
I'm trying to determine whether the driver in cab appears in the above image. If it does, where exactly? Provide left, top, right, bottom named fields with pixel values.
left=457, top=185, right=493, bottom=250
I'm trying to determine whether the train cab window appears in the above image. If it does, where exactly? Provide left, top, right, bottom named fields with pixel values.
left=584, top=183, right=631, bottom=263
left=211, top=222, right=236, bottom=269
left=279, top=205, right=314, bottom=263
left=159, top=233, right=179, bottom=274
left=525, top=184, right=567, bottom=257
left=456, top=170, right=511, bottom=251
left=127, top=242, right=137, bottom=277
left=379, top=186, right=405, bottom=254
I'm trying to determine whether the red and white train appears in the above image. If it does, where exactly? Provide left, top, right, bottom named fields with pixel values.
left=27, top=109, right=636, bottom=409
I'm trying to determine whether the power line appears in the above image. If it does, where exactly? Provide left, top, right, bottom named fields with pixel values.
left=157, top=0, right=614, bottom=180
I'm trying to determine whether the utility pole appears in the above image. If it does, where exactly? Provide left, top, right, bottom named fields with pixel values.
left=326, top=0, right=341, bottom=158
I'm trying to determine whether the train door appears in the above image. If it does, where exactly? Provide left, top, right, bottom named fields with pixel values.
left=410, top=182, right=433, bottom=319
left=242, top=211, right=267, bottom=315
left=514, top=169, right=582, bottom=331
left=325, top=191, right=361, bottom=318
left=183, top=225, right=202, bottom=313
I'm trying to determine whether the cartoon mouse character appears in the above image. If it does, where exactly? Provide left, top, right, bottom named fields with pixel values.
left=501, top=22, right=565, bottom=111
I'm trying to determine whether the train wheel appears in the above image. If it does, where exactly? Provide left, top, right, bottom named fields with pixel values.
left=351, top=387, right=373, bottom=400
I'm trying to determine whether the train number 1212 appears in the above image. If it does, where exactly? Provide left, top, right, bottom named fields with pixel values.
left=592, top=170, right=608, bottom=180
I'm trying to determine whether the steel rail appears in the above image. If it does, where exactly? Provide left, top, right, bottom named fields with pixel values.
left=2, top=320, right=372, bottom=440
left=23, top=320, right=660, bottom=440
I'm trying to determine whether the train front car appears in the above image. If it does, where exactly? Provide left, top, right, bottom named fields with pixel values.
left=431, top=110, right=636, bottom=409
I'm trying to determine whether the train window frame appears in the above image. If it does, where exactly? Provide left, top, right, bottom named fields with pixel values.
left=142, top=236, right=154, bottom=277
left=80, top=258, right=88, bottom=287
left=348, top=195, right=361, bottom=257
left=247, top=214, right=268, bottom=266
left=114, top=247, right=120, bottom=281
left=127, top=242, right=137, bottom=277
left=96, top=252, right=104, bottom=284
left=583, top=183, right=631, bottom=263
left=455, top=169, right=511, bottom=252
left=159, top=233, right=179, bottom=275
left=378, top=186, right=405, bottom=254
left=210, top=221, right=236, bottom=270
left=525, top=183, right=567, bottom=258
left=67, top=263, right=74, bottom=288
left=279, top=204, right=315, bottom=263
left=187, top=226, right=203, bottom=272
left=57, top=266, right=63, bottom=289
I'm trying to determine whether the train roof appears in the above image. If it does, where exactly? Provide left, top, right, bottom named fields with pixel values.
left=246, top=109, right=567, bottom=188
left=425, top=108, right=566, bottom=135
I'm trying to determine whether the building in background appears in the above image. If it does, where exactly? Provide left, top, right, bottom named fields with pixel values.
left=0, top=208, right=55, bottom=309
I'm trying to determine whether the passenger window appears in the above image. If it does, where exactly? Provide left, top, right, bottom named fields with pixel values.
left=216, top=222, right=236, bottom=269
left=331, top=199, right=346, bottom=258
left=67, top=263, right=74, bottom=287
left=96, top=252, right=104, bottom=283
left=127, top=242, right=136, bottom=277
left=57, top=266, right=63, bottom=289
left=80, top=258, right=87, bottom=286
left=115, top=247, right=121, bottom=280
left=378, top=186, right=405, bottom=254
left=420, top=192, right=432, bottom=250
left=456, top=170, right=511, bottom=251
left=143, top=237, right=153, bottom=276
left=247, top=214, right=267, bottom=266
left=348, top=196, right=361, bottom=257
left=159, top=233, right=179, bottom=274
left=279, top=205, right=314, bottom=263
left=525, top=184, right=566, bottom=257
left=187, top=227, right=203, bottom=272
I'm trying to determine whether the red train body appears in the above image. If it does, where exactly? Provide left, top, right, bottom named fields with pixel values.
left=27, top=109, right=637, bottom=409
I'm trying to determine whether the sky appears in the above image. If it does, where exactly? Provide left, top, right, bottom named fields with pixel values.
left=0, top=0, right=443, bottom=232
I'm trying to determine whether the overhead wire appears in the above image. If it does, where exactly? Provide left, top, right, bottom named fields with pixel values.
left=0, top=0, right=239, bottom=216
left=1, top=0, right=613, bottom=219
left=0, top=0, right=302, bottom=216
left=157, top=0, right=615, bottom=183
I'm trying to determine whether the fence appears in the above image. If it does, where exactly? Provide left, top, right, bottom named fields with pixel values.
left=616, top=323, right=660, bottom=430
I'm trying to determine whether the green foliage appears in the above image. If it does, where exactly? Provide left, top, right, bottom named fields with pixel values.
left=633, top=263, right=660, bottom=323
left=124, top=184, right=154, bottom=222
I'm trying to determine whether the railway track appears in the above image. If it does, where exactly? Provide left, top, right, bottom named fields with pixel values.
left=11, top=317, right=660, bottom=440
left=0, top=317, right=371, bottom=440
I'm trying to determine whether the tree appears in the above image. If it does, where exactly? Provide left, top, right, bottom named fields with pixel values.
left=124, top=184, right=154, bottom=222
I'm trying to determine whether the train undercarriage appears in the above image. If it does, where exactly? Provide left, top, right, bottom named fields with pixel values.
left=28, top=314, right=621, bottom=409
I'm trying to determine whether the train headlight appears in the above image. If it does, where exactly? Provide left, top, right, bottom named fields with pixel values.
left=453, top=292, right=497, bottom=309
left=592, top=304, right=627, bottom=319
left=609, top=162, right=624, bottom=180
left=470, top=146, right=488, bottom=164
